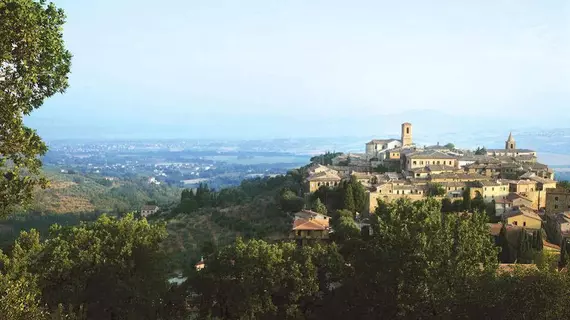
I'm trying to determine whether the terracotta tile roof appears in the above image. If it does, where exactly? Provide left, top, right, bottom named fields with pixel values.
left=487, top=149, right=536, bottom=153
left=292, top=218, right=330, bottom=231
left=410, top=167, right=431, bottom=173
left=352, top=172, right=375, bottom=179
left=408, top=150, right=456, bottom=160
left=505, top=192, right=533, bottom=202
left=367, top=139, right=400, bottom=145
left=441, top=181, right=467, bottom=188
left=504, top=207, right=542, bottom=222
left=472, top=180, right=503, bottom=187
left=306, top=171, right=341, bottom=182
left=510, top=180, right=537, bottom=185
left=488, top=223, right=523, bottom=237
left=426, top=165, right=458, bottom=171
left=294, top=210, right=331, bottom=220
left=529, top=176, right=556, bottom=185
left=519, top=172, right=536, bottom=179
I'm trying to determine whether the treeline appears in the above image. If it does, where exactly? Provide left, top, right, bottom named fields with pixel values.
left=0, top=212, right=102, bottom=251
left=310, top=176, right=368, bottom=213
left=309, top=152, right=343, bottom=166
left=172, top=171, right=304, bottom=215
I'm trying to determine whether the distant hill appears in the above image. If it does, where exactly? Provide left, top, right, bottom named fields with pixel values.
left=0, top=168, right=182, bottom=251
left=23, top=167, right=181, bottom=215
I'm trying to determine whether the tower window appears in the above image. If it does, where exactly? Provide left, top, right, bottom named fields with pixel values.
left=406, top=128, right=410, bottom=134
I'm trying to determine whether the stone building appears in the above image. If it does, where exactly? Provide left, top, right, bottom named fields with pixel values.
left=365, top=139, right=402, bottom=159
left=305, top=171, right=342, bottom=193
left=402, top=150, right=458, bottom=172
left=290, top=216, right=330, bottom=246
left=546, top=187, right=570, bottom=215
left=401, top=122, right=413, bottom=147
left=486, top=133, right=537, bottom=157
left=141, top=205, right=159, bottom=217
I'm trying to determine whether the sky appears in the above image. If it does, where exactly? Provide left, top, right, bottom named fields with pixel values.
left=26, top=0, right=570, bottom=140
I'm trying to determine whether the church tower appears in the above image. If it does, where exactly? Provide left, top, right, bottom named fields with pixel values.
left=401, top=123, right=412, bottom=147
left=505, top=132, right=516, bottom=150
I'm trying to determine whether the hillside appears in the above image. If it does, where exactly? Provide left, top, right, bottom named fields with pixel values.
left=160, top=199, right=292, bottom=269
left=155, top=169, right=307, bottom=270
left=24, top=167, right=181, bottom=214
left=0, top=168, right=182, bottom=250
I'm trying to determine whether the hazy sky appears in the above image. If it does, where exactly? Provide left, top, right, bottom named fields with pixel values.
left=26, top=0, right=570, bottom=140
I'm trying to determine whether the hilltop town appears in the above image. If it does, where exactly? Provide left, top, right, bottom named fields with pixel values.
left=297, top=122, right=570, bottom=246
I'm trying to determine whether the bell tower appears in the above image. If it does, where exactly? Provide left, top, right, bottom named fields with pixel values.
left=505, top=132, right=516, bottom=150
left=401, top=123, right=412, bottom=147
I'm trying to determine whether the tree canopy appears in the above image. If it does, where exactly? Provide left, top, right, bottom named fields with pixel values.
left=0, top=0, right=72, bottom=217
left=0, top=214, right=170, bottom=319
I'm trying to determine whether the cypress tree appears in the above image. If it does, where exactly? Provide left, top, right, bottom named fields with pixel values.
left=498, top=223, right=512, bottom=263
left=312, top=198, right=327, bottom=215
left=462, top=188, right=472, bottom=211
left=344, top=184, right=356, bottom=212
left=536, top=230, right=544, bottom=251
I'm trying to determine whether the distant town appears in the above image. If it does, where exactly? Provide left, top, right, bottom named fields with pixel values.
left=298, top=122, right=570, bottom=248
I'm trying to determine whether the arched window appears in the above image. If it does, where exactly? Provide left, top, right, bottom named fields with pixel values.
left=406, top=127, right=410, bottom=134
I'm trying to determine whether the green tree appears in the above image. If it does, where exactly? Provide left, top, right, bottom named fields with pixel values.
left=471, top=194, right=487, bottom=213
left=441, top=198, right=453, bottom=213
left=352, top=198, right=498, bottom=318
left=350, top=176, right=367, bottom=213
left=331, top=210, right=360, bottom=242
left=427, top=183, right=446, bottom=197
left=486, top=200, right=498, bottom=222
left=474, top=147, right=487, bottom=155
left=191, top=239, right=323, bottom=319
left=462, top=188, right=472, bottom=211
left=374, top=164, right=390, bottom=173
left=517, top=229, right=539, bottom=264
left=0, top=275, right=47, bottom=320
left=444, top=143, right=455, bottom=150
left=497, top=223, right=514, bottom=263
left=343, top=184, right=356, bottom=212
left=0, top=214, right=169, bottom=319
left=279, top=189, right=304, bottom=212
left=452, top=199, right=463, bottom=212
left=0, top=0, right=72, bottom=217
left=310, top=152, right=342, bottom=166
left=312, top=198, right=327, bottom=215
